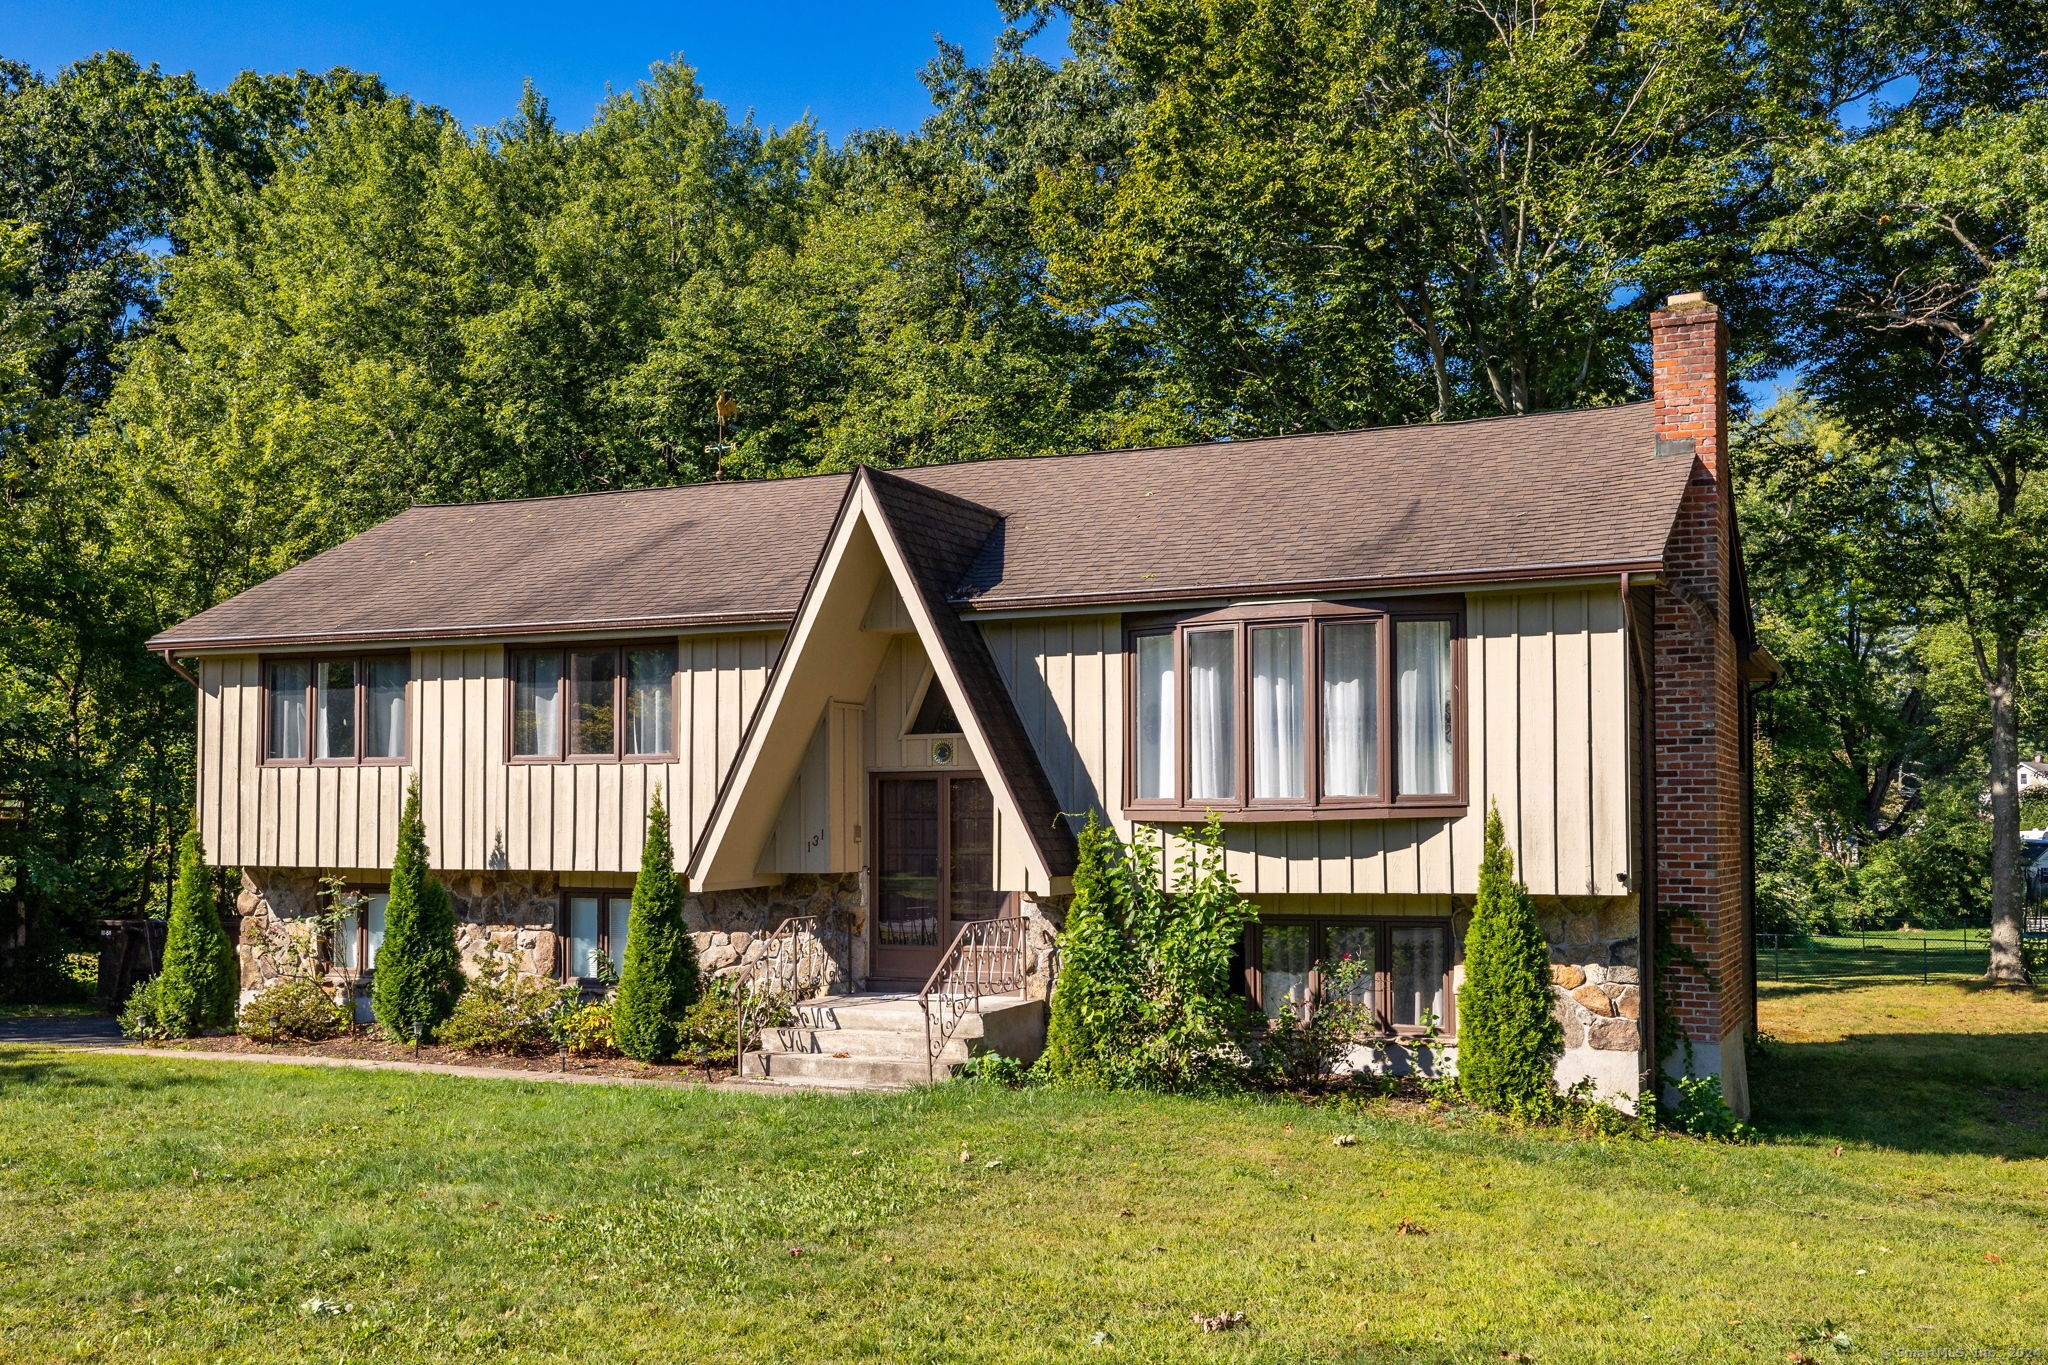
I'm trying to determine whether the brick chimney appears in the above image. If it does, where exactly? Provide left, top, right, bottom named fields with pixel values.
left=1645, top=290, right=1751, bottom=1116
left=1650, top=290, right=1729, bottom=483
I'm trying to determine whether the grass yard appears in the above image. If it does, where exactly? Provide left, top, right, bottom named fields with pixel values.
left=3, top=975, right=2047, bottom=1365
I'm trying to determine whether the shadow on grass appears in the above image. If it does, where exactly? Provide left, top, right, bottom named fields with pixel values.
left=1753, top=994, right=2048, bottom=1158
left=0, top=1053, right=227, bottom=1095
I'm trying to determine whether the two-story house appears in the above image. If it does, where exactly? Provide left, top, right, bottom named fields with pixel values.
left=149, top=293, right=1771, bottom=1111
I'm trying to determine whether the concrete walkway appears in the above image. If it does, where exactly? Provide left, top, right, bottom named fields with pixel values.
left=0, top=1015, right=802, bottom=1093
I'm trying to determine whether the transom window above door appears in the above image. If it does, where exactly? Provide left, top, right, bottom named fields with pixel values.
left=1126, top=601, right=1463, bottom=818
left=509, top=644, right=677, bottom=762
left=264, top=655, right=409, bottom=764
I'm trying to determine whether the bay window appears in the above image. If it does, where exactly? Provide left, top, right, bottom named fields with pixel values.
left=264, top=655, right=410, bottom=764
left=1126, top=600, right=1462, bottom=816
left=1245, top=918, right=1456, bottom=1036
left=510, top=643, right=676, bottom=762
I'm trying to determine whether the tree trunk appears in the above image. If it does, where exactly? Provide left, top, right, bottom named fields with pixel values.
left=1987, top=633, right=2026, bottom=982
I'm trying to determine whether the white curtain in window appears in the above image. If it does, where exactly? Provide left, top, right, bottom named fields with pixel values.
left=1396, top=620, right=1452, bottom=794
left=334, top=911, right=359, bottom=973
left=608, top=899, right=631, bottom=973
left=624, top=647, right=675, bottom=756
left=1135, top=635, right=1176, bottom=800
left=364, top=659, right=407, bottom=759
left=1388, top=925, right=1446, bottom=1027
left=1321, top=622, right=1379, bottom=797
left=1251, top=627, right=1304, bottom=799
left=365, top=894, right=388, bottom=969
left=267, top=661, right=308, bottom=760
left=1259, top=924, right=1313, bottom=1023
left=513, top=653, right=561, bottom=757
left=567, top=896, right=601, bottom=979
left=316, top=660, right=356, bottom=760
left=1187, top=630, right=1235, bottom=801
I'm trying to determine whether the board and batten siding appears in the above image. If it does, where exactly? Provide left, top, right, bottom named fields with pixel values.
left=194, top=633, right=783, bottom=875
left=977, top=588, right=1632, bottom=899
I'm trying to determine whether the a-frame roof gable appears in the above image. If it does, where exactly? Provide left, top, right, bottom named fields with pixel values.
left=687, top=467, right=1076, bottom=893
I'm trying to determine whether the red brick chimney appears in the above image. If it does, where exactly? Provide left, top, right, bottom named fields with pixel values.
left=1650, top=290, right=1729, bottom=509
left=1645, top=291, right=1750, bottom=1116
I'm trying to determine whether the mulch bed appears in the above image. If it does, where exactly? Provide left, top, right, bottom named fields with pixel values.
left=147, top=1033, right=736, bottom=1084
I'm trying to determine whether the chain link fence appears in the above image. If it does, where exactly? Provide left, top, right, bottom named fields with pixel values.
left=1757, top=928, right=1998, bottom=984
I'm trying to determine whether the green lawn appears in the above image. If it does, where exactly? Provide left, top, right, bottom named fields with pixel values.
left=3, top=976, right=2046, bottom=1364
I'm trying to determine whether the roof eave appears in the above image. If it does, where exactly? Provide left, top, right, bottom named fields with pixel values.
left=950, top=558, right=1668, bottom=615
left=147, top=608, right=798, bottom=655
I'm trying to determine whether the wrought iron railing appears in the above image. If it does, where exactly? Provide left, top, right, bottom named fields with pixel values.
left=733, top=916, right=841, bottom=1071
left=918, top=916, right=1030, bottom=1084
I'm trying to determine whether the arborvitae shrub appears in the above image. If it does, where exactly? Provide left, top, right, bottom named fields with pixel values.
left=371, top=777, right=466, bottom=1040
left=151, top=824, right=238, bottom=1036
left=1455, top=807, right=1564, bottom=1114
left=1041, top=813, right=1139, bottom=1083
left=613, top=789, right=700, bottom=1062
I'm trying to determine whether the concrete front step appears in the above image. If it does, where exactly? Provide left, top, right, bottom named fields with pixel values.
left=763, top=1024, right=973, bottom=1063
left=737, top=1050, right=940, bottom=1090
left=740, top=991, right=1046, bottom=1092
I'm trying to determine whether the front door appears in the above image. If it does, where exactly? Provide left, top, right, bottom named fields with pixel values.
left=872, top=773, right=1010, bottom=983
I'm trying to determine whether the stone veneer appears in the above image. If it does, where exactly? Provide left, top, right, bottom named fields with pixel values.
left=233, top=868, right=866, bottom=1004
left=1537, top=894, right=1644, bottom=1102
left=232, top=868, right=1066, bottom=1005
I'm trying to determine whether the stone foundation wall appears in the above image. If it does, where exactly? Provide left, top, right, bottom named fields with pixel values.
left=1535, top=894, right=1644, bottom=1103
left=233, top=868, right=866, bottom=1004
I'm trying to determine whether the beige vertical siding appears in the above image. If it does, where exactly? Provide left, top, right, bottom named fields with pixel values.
left=195, top=632, right=782, bottom=874
left=197, top=587, right=1629, bottom=899
left=979, top=589, right=1631, bottom=898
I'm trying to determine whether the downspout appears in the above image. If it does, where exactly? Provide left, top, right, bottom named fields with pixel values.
left=157, top=649, right=200, bottom=688
left=1623, top=575, right=1659, bottom=1098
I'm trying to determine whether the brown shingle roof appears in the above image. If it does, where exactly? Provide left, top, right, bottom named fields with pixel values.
left=151, top=402, right=1685, bottom=650
left=150, top=475, right=853, bottom=649
left=905, top=402, right=1676, bottom=610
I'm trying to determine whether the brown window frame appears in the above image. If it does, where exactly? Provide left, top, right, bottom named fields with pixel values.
left=556, top=887, right=634, bottom=985
left=1243, top=917, right=1458, bottom=1039
left=505, top=643, right=679, bottom=765
left=260, top=654, right=412, bottom=767
left=320, top=882, right=390, bottom=980
left=1123, top=598, right=1466, bottom=821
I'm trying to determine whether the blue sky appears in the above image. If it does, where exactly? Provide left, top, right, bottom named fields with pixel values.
left=0, top=1, right=1034, bottom=138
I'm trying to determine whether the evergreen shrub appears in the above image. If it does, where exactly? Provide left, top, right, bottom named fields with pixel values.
left=612, top=790, right=700, bottom=1062
left=149, top=824, right=239, bottom=1036
left=371, top=777, right=465, bottom=1041
left=1455, top=807, right=1564, bottom=1116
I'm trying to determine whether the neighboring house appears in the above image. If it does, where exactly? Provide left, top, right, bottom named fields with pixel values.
left=149, top=293, right=1772, bottom=1111
left=2021, top=760, right=2048, bottom=793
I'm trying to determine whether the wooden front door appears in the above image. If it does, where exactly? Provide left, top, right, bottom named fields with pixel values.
left=871, top=773, right=1010, bottom=983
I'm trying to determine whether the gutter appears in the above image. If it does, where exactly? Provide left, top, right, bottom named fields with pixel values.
left=156, top=648, right=200, bottom=688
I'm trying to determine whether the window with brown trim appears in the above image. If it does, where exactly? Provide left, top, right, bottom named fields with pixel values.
left=1245, top=918, right=1456, bottom=1037
left=559, top=889, right=633, bottom=982
left=327, top=887, right=389, bottom=977
left=1125, top=600, right=1463, bottom=819
left=509, top=644, right=677, bottom=762
left=263, top=655, right=410, bottom=765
